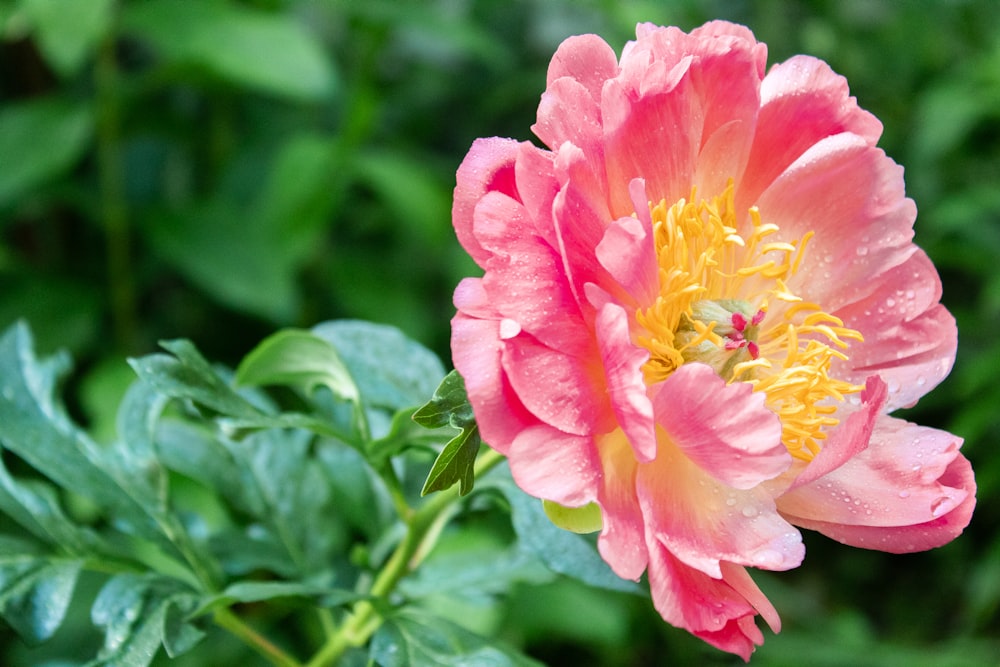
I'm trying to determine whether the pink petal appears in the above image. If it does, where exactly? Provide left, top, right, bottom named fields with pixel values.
left=473, top=190, right=591, bottom=353
left=594, top=302, right=656, bottom=462
left=507, top=425, right=601, bottom=507
left=501, top=332, right=607, bottom=437
left=594, top=180, right=659, bottom=306
left=777, top=416, right=974, bottom=551
left=636, top=426, right=802, bottom=578
left=534, top=76, right=606, bottom=176
left=645, top=538, right=765, bottom=662
left=785, top=375, right=887, bottom=492
left=756, top=133, right=917, bottom=311
left=452, top=137, right=522, bottom=265
left=788, top=452, right=975, bottom=553
left=544, top=33, right=619, bottom=103
left=737, top=55, right=882, bottom=207
left=451, top=305, right=536, bottom=453
left=550, top=144, right=616, bottom=304
left=834, top=250, right=957, bottom=410
left=595, top=428, right=647, bottom=580
left=655, top=363, right=790, bottom=489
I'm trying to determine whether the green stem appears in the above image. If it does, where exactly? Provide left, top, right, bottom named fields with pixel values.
left=213, top=607, right=303, bottom=667
left=95, top=29, right=138, bottom=351
left=305, top=448, right=505, bottom=667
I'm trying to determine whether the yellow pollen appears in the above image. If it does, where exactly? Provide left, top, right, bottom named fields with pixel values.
left=635, top=180, right=864, bottom=461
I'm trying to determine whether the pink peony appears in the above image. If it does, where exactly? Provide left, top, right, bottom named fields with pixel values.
left=450, top=21, right=975, bottom=660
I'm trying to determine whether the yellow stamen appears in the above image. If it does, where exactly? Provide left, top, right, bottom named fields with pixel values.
left=636, top=180, right=864, bottom=461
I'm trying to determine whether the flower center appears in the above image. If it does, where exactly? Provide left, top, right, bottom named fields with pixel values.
left=635, top=181, right=864, bottom=461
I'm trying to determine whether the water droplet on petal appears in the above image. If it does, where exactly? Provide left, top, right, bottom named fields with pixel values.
left=741, top=505, right=758, bottom=518
left=856, top=246, right=869, bottom=256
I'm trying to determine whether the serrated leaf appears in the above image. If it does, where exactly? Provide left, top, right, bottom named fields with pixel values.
left=236, top=329, right=360, bottom=403
left=312, top=320, right=445, bottom=412
left=121, top=0, right=336, bottom=101
left=490, top=473, right=642, bottom=595
left=370, top=609, right=542, bottom=667
left=0, top=454, right=102, bottom=554
left=0, top=556, right=82, bottom=644
left=89, top=573, right=202, bottom=667
left=411, top=370, right=474, bottom=430
left=0, top=323, right=162, bottom=542
left=420, top=426, right=480, bottom=497
left=129, top=339, right=262, bottom=419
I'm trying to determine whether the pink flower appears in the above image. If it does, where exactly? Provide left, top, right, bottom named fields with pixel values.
left=450, top=21, right=975, bottom=660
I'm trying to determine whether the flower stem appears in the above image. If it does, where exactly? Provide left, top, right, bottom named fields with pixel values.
left=95, top=30, right=138, bottom=352
left=213, top=607, right=303, bottom=667
left=305, top=448, right=505, bottom=667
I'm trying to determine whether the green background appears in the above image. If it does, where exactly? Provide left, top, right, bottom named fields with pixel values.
left=1, top=0, right=997, bottom=664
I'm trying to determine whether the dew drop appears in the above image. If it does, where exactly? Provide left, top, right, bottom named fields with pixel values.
left=885, top=297, right=896, bottom=308
left=725, top=496, right=737, bottom=507
left=741, top=505, right=758, bottom=518
left=905, top=289, right=915, bottom=299
left=899, top=490, right=910, bottom=499
left=916, top=376, right=927, bottom=386
left=856, top=246, right=869, bottom=256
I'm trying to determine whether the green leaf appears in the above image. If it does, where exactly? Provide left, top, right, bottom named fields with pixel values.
left=0, top=97, right=92, bottom=207
left=0, top=556, right=82, bottom=644
left=420, top=426, right=480, bottom=497
left=129, top=339, right=263, bottom=419
left=368, top=406, right=450, bottom=465
left=0, top=323, right=162, bottom=542
left=236, top=329, right=360, bottom=403
left=491, top=473, right=642, bottom=595
left=412, top=370, right=474, bottom=430
left=193, top=580, right=362, bottom=617
left=312, top=320, right=445, bottom=412
left=20, top=0, right=114, bottom=76
left=415, top=371, right=481, bottom=497
left=144, top=198, right=302, bottom=322
left=89, top=573, right=202, bottom=667
left=121, top=0, right=336, bottom=101
left=370, top=609, right=542, bottom=667
left=0, top=455, right=102, bottom=554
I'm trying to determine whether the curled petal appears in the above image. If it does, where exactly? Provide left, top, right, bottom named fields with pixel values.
left=453, top=137, right=522, bottom=264
left=778, top=416, right=975, bottom=550
left=646, top=539, right=767, bottom=662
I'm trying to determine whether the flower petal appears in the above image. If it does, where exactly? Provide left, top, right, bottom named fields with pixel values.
left=594, top=302, right=656, bottom=462
left=656, top=363, right=790, bottom=489
left=834, top=249, right=957, bottom=410
left=778, top=416, right=974, bottom=551
left=595, top=428, right=647, bottom=580
left=507, top=424, right=601, bottom=507
left=453, top=137, right=522, bottom=265
left=756, top=133, right=916, bottom=312
left=738, top=55, right=882, bottom=208
left=645, top=538, right=766, bottom=662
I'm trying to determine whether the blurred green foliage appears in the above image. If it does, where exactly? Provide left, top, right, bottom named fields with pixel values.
left=0, top=0, right=997, bottom=664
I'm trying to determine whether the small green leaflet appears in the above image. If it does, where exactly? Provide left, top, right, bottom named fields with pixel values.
left=413, top=371, right=481, bottom=497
